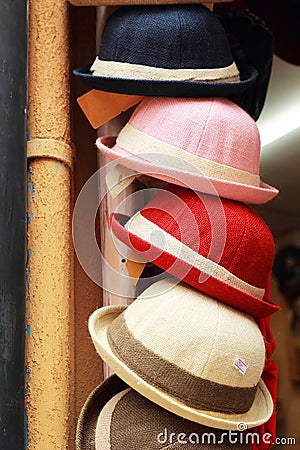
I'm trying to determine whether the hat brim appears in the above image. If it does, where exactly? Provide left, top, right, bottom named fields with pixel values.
left=76, top=375, right=128, bottom=450
left=73, top=63, right=257, bottom=98
left=97, top=137, right=278, bottom=205
left=110, top=213, right=279, bottom=319
left=89, top=305, right=274, bottom=431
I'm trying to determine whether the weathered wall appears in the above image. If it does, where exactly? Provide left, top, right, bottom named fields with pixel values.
left=70, top=5, right=104, bottom=424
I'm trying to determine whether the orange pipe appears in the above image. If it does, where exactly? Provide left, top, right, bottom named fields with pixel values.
left=26, top=0, right=75, bottom=448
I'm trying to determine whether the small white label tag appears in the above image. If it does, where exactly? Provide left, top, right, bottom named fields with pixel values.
left=233, top=358, right=248, bottom=375
left=105, top=164, right=137, bottom=198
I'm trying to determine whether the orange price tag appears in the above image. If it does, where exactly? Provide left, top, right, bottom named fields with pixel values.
left=203, top=3, right=214, bottom=11
left=77, top=89, right=143, bottom=129
left=126, top=257, right=146, bottom=286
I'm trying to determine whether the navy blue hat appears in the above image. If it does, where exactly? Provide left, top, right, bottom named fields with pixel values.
left=73, top=5, right=257, bottom=97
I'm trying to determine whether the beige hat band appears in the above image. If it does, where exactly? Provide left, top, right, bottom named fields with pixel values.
left=117, top=123, right=260, bottom=187
left=126, top=212, right=265, bottom=300
left=91, top=58, right=240, bottom=83
left=107, top=313, right=257, bottom=415
left=95, top=389, right=130, bottom=450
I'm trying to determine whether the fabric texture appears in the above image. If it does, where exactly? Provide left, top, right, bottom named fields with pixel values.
left=75, top=375, right=128, bottom=450
left=73, top=5, right=257, bottom=97
left=76, top=374, right=252, bottom=450
left=97, top=97, right=278, bottom=204
left=88, top=279, right=274, bottom=430
left=253, top=274, right=278, bottom=450
left=95, top=389, right=130, bottom=450
left=90, top=59, right=240, bottom=82
left=110, top=184, right=279, bottom=318
left=107, top=388, right=252, bottom=449
left=107, top=312, right=258, bottom=414
left=216, top=7, right=274, bottom=121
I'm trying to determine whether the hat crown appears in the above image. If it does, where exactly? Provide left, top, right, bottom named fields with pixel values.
left=131, top=185, right=274, bottom=290
left=122, top=280, right=265, bottom=390
left=95, top=386, right=251, bottom=450
left=99, top=5, right=234, bottom=69
left=126, top=97, right=261, bottom=175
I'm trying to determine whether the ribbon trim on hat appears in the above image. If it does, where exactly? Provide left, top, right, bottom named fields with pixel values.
left=116, top=124, right=260, bottom=187
left=91, top=58, right=240, bottom=83
left=95, top=389, right=129, bottom=450
left=125, top=212, right=265, bottom=300
left=107, top=313, right=257, bottom=415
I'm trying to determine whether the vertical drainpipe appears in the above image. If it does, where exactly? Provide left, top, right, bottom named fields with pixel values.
left=0, top=1, right=27, bottom=450
left=26, top=0, right=75, bottom=448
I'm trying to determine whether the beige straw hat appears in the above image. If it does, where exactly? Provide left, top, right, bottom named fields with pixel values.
left=76, top=374, right=252, bottom=449
left=89, top=279, right=273, bottom=431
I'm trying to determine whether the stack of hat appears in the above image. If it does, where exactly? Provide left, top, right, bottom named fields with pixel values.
left=76, top=373, right=253, bottom=449
left=74, top=4, right=279, bottom=449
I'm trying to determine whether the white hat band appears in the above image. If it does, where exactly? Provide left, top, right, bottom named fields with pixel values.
left=117, top=123, right=260, bottom=187
left=125, top=212, right=265, bottom=299
left=91, top=58, right=240, bottom=83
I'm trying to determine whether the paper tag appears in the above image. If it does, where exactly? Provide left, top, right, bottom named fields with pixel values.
left=203, top=3, right=214, bottom=11
left=126, top=258, right=146, bottom=286
left=233, top=358, right=248, bottom=375
left=77, top=89, right=143, bottom=129
left=105, top=164, right=137, bottom=198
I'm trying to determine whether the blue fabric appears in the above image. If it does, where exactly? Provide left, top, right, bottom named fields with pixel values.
left=74, top=63, right=257, bottom=98
left=74, top=5, right=258, bottom=101
left=99, top=5, right=233, bottom=69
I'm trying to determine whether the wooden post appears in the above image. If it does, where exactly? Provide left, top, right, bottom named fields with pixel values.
left=98, top=120, right=139, bottom=379
left=94, top=2, right=218, bottom=378
left=70, top=4, right=105, bottom=425
left=95, top=7, right=141, bottom=378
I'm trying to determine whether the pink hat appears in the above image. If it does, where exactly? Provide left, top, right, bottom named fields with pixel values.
left=111, top=184, right=280, bottom=318
left=96, top=97, right=278, bottom=205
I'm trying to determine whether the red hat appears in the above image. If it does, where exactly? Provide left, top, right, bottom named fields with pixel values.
left=111, top=185, right=279, bottom=318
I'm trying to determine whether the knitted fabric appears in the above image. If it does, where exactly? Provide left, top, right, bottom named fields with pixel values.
left=74, top=5, right=257, bottom=97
